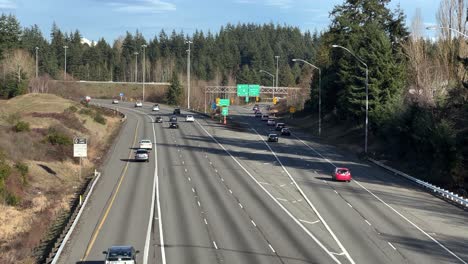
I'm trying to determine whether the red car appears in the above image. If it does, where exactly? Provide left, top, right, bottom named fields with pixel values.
left=333, top=168, right=352, bottom=182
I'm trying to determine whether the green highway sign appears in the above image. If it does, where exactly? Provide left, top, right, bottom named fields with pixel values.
left=237, top=84, right=249, bottom=96
left=219, top=99, right=230, bottom=106
left=221, top=107, right=229, bottom=116
left=248, top=84, right=260, bottom=96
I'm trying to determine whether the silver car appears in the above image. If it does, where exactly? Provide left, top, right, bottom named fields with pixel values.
left=134, top=149, right=149, bottom=162
left=103, top=245, right=139, bottom=264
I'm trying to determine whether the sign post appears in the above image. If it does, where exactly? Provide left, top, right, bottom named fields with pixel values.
left=119, top=92, right=124, bottom=101
left=221, top=107, right=228, bottom=125
left=73, top=137, right=87, bottom=181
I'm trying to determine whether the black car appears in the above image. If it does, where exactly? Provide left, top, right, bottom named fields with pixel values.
left=173, top=108, right=181, bottom=115
left=169, top=122, right=179, bottom=129
left=267, top=133, right=279, bottom=142
left=103, top=245, right=139, bottom=263
left=281, top=127, right=291, bottom=136
left=155, top=116, right=163, bottom=123
left=170, top=115, right=177, bottom=122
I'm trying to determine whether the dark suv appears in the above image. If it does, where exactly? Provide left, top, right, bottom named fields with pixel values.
left=103, top=245, right=139, bottom=263
left=267, top=133, right=279, bottom=142
left=173, top=108, right=181, bottom=115
left=155, top=116, right=163, bottom=123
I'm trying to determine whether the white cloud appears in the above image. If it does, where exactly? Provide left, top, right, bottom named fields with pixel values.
left=109, top=0, right=176, bottom=14
left=265, top=0, right=293, bottom=9
left=0, top=0, right=16, bottom=9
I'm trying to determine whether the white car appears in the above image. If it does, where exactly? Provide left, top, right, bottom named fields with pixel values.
left=103, top=245, right=139, bottom=263
left=139, top=139, right=152, bottom=150
left=185, top=115, right=195, bottom=122
left=152, top=104, right=160, bottom=111
left=261, top=114, right=269, bottom=121
left=267, top=118, right=276, bottom=126
left=134, top=149, right=149, bottom=162
left=135, top=101, right=143, bottom=107
left=112, top=99, right=119, bottom=104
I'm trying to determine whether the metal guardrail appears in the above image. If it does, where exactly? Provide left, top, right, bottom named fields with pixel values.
left=368, top=158, right=468, bottom=208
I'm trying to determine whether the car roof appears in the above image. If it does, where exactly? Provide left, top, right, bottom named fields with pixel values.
left=268, top=133, right=278, bottom=136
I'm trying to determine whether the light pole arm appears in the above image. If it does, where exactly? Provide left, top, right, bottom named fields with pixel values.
left=331, top=45, right=368, bottom=69
left=426, top=26, right=468, bottom=38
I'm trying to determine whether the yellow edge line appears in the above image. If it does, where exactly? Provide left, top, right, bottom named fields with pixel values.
left=82, top=120, right=140, bottom=260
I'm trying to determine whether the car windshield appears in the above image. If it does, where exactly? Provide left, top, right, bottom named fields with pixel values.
left=136, top=150, right=148, bottom=154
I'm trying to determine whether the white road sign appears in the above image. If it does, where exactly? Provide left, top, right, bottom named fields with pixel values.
left=73, top=137, right=87, bottom=157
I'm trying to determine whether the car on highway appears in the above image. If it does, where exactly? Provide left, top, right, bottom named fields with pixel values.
left=333, top=168, right=352, bottom=182
left=155, top=116, right=163, bottom=123
left=103, top=245, right=139, bottom=263
left=267, top=118, right=276, bottom=126
left=267, top=133, right=279, bottom=142
left=281, top=127, right=291, bottom=136
left=135, top=101, right=143, bottom=107
left=139, top=139, right=152, bottom=150
left=169, top=122, right=179, bottom=129
left=152, top=104, right=160, bottom=111
left=173, top=107, right=181, bottom=115
left=275, top=123, right=286, bottom=131
left=253, top=105, right=259, bottom=111
left=112, top=99, right=119, bottom=104
left=185, top=115, right=195, bottom=122
left=255, top=112, right=262, bottom=118
left=261, top=114, right=269, bottom=121
left=134, top=149, right=149, bottom=162
left=170, top=115, right=177, bottom=122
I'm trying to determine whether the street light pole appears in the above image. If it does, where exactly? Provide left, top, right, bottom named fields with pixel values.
left=331, top=44, right=369, bottom=153
left=259, top=69, right=275, bottom=87
left=63, top=45, right=68, bottom=81
left=275, top=56, right=279, bottom=98
left=426, top=25, right=468, bottom=38
left=186, top=40, right=192, bottom=109
left=141, top=44, right=147, bottom=102
left=292, top=59, right=322, bottom=136
left=35, top=47, right=39, bottom=78
left=133, top=52, right=139, bottom=83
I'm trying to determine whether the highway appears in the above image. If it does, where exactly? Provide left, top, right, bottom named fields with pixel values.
left=58, top=101, right=468, bottom=264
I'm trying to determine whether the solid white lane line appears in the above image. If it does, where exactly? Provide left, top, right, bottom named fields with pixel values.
left=229, top=189, right=233, bottom=194
left=239, top=203, right=243, bottom=209
left=354, top=179, right=467, bottom=264
left=388, top=242, right=397, bottom=250
left=296, top=132, right=467, bottom=264
left=268, top=244, right=276, bottom=253
left=365, top=220, right=372, bottom=226
left=213, top=241, right=218, bottom=249
left=251, top=220, right=257, bottom=227
left=253, top=128, right=355, bottom=264
left=192, top=188, right=195, bottom=193
left=195, top=120, right=341, bottom=264
left=299, top=219, right=320, bottom=225
left=204, top=218, right=208, bottom=225
left=197, top=201, right=201, bottom=207
left=347, top=203, right=353, bottom=208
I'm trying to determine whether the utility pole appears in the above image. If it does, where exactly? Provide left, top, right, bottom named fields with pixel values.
left=275, top=55, right=279, bottom=99
left=134, top=52, right=139, bottom=83
left=63, top=45, right=68, bottom=80
left=142, top=44, right=147, bottom=102
left=186, top=40, right=192, bottom=109
left=35, top=47, right=39, bottom=78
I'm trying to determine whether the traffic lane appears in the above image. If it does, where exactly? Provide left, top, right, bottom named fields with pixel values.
left=243, top=109, right=468, bottom=263
left=81, top=108, right=155, bottom=263
left=170, top=120, right=283, bottom=264
left=155, top=122, right=217, bottom=264
left=57, top=108, right=142, bottom=264
left=295, top=140, right=468, bottom=263
left=192, top=117, right=348, bottom=264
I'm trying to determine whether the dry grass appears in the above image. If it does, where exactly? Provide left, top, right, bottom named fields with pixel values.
left=0, top=93, right=122, bottom=263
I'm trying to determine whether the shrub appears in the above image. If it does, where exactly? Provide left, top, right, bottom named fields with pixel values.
left=46, top=127, right=73, bottom=146
left=94, top=113, right=106, bottom=125
left=6, top=192, right=20, bottom=206
left=66, top=105, right=78, bottom=113
left=78, top=108, right=94, bottom=117
left=5, top=112, right=20, bottom=125
left=13, top=121, right=30, bottom=132
left=15, top=162, right=28, bottom=185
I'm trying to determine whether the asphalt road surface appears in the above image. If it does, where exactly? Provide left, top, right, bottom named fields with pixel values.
left=57, top=101, right=468, bottom=264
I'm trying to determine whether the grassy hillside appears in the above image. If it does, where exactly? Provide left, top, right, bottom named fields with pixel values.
left=0, top=93, right=123, bottom=263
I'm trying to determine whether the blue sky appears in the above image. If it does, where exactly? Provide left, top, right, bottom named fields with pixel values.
left=0, top=0, right=441, bottom=42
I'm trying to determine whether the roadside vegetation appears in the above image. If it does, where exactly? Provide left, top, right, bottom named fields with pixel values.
left=0, top=93, right=122, bottom=263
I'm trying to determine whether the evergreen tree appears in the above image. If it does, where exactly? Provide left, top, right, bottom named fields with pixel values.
left=166, top=72, right=183, bottom=105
